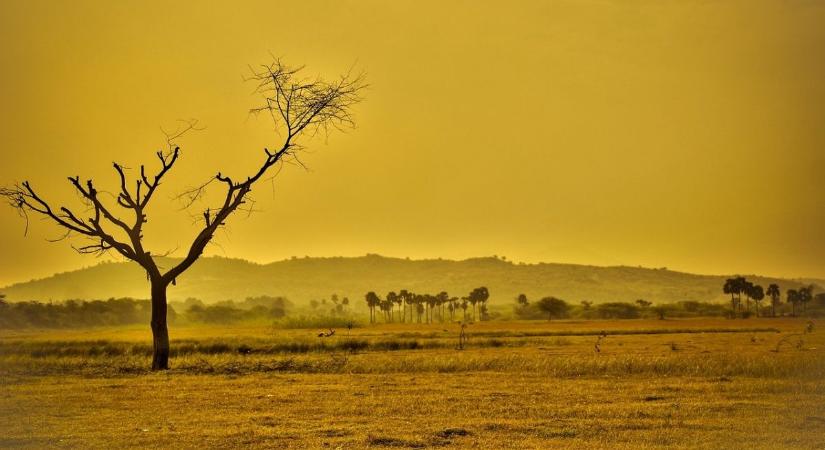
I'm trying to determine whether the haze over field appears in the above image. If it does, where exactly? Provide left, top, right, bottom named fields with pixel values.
left=1, top=0, right=824, bottom=287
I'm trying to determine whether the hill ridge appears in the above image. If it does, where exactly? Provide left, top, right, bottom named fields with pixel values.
left=2, top=255, right=821, bottom=305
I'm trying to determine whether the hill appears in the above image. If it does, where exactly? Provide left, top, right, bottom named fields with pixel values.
left=1, top=255, right=820, bottom=306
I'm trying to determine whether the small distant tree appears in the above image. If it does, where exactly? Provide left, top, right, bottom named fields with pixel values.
left=468, top=287, right=490, bottom=321
left=517, top=294, right=529, bottom=307
left=766, top=284, right=781, bottom=317
left=386, top=292, right=398, bottom=323
left=365, top=291, right=380, bottom=324
left=635, top=299, right=652, bottom=309
left=741, top=280, right=755, bottom=314
left=787, top=289, right=799, bottom=317
left=400, top=290, right=414, bottom=323
left=723, top=277, right=746, bottom=317
left=448, top=297, right=459, bottom=321
left=392, top=292, right=404, bottom=321
left=436, top=291, right=449, bottom=322
left=425, top=294, right=437, bottom=323
left=749, top=284, right=764, bottom=317
left=537, top=297, right=569, bottom=321
left=798, top=285, right=814, bottom=313
left=580, top=300, right=592, bottom=310
left=651, top=305, right=667, bottom=320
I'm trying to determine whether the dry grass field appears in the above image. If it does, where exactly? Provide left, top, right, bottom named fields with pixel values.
left=1, top=318, right=824, bottom=449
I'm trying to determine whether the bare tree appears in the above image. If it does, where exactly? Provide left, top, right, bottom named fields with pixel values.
left=1, top=59, right=365, bottom=370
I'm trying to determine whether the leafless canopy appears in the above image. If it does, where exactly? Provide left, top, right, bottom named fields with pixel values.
left=1, top=59, right=366, bottom=287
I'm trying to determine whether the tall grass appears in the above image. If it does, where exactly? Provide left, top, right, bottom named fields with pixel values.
left=2, top=349, right=822, bottom=379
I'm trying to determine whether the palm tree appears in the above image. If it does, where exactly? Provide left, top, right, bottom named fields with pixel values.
left=786, top=289, right=799, bottom=317
left=437, top=291, right=449, bottom=322
left=365, top=291, right=380, bottom=324
left=460, top=298, right=469, bottom=321
left=723, top=276, right=748, bottom=317
left=448, top=297, right=459, bottom=321
left=467, top=287, right=490, bottom=321
left=766, top=284, right=781, bottom=317
left=402, top=290, right=415, bottom=323
left=798, top=285, right=813, bottom=314
left=429, top=295, right=438, bottom=322
left=742, top=280, right=754, bottom=314
left=386, top=292, right=398, bottom=322
left=398, top=289, right=408, bottom=323
left=749, top=284, right=764, bottom=317
left=723, top=278, right=739, bottom=316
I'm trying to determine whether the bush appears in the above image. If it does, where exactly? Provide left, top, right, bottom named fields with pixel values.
left=595, top=302, right=640, bottom=319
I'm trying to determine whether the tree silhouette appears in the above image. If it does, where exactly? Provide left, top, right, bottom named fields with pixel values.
left=723, top=276, right=746, bottom=317
left=450, top=297, right=460, bottom=321
left=468, top=287, right=490, bottom=321
left=786, top=289, right=799, bottom=317
left=766, top=284, right=781, bottom=317
left=635, top=299, right=652, bottom=309
left=517, top=294, right=529, bottom=307
left=436, top=291, right=449, bottom=322
left=365, top=291, right=380, bottom=324
left=742, top=280, right=755, bottom=314
left=537, top=297, right=569, bottom=321
left=798, top=285, right=813, bottom=314
left=400, top=290, right=413, bottom=323
left=749, top=284, right=764, bottom=317
left=391, top=291, right=403, bottom=322
left=426, top=294, right=437, bottom=323
left=386, top=292, right=398, bottom=323
left=1, top=60, right=365, bottom=370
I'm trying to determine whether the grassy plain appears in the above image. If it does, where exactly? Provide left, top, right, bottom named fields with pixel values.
left=1, top=318, right=824, bottom=449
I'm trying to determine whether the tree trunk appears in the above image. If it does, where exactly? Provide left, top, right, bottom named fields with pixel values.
left=150, top=280, right=170, bottom=371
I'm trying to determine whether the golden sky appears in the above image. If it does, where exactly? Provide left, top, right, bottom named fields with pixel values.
left=1, top=0, right=823, bottom=286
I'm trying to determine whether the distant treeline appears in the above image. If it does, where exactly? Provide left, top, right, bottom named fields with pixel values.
left=513, top=296, right=730, bottom=320
left=173, top=296, right=291, bottom=324
left=721, top=276, right=822, bottom=318
left=513, top=291, right=825, bottom=321
left=363, top=287, right=490, bottom=324
left=0, top=295, right=291, bottom=329
left=0, top=297, right=176, bottom=329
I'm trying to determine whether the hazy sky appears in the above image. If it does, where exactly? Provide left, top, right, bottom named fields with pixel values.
left=1, top=0, right=823, bottom=286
